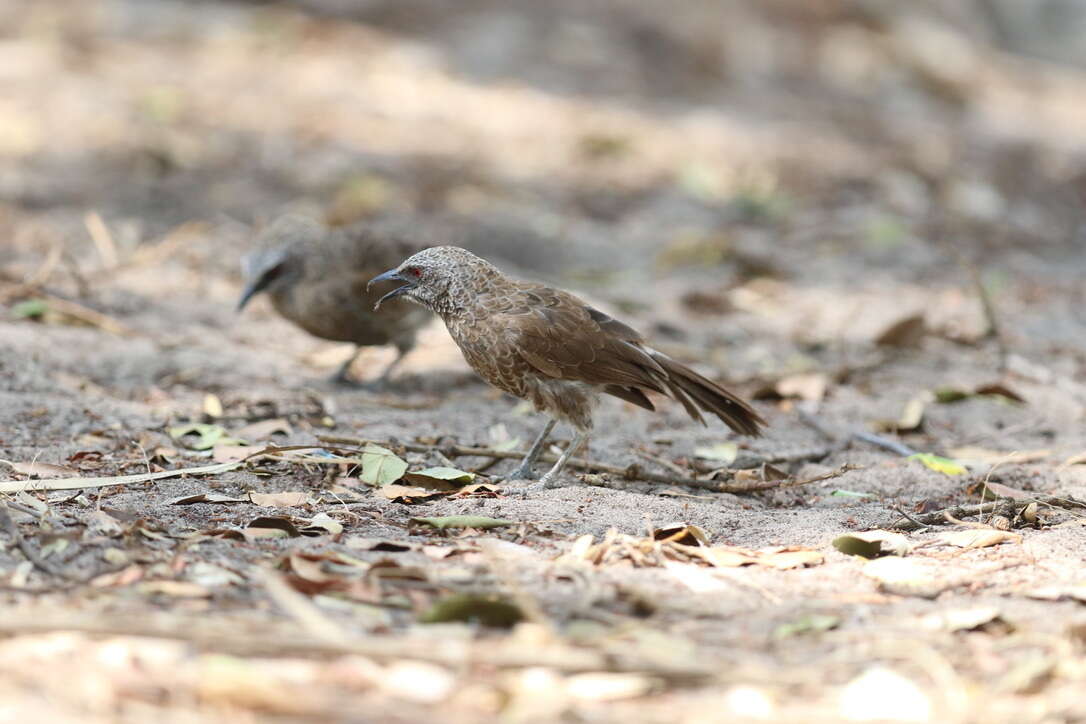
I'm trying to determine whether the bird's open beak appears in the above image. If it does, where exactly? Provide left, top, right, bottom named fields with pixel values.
left=368, top=268, right=414, bottom=310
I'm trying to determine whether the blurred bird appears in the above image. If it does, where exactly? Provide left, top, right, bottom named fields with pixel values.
left=238, top=215, right=430, bottom=387
left=369, top=246, right=764, bottom=487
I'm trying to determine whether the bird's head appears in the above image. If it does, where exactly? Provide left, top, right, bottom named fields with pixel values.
left=368, top=246, right=494, bottom=315
left=236, top=215, right=319, bottom=311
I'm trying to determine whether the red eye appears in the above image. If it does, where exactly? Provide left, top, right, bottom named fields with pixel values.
left=408, top=267, right=422, bottom=278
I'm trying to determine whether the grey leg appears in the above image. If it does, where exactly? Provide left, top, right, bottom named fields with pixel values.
left=506, top=419, right=557, bottom=480
left=538, top=430, right=589, bottom=489
left=372, top=343, right=411, bottom=386
left=330, top=346, right=363, bottom=385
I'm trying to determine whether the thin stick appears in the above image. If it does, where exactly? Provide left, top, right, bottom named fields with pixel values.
left=316, top=435, right=849, bottom=494
left=852, top=431, right=918, bottom=457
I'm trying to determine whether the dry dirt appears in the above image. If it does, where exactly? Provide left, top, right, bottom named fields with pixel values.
left=1, top=1, right=1086, bottom=722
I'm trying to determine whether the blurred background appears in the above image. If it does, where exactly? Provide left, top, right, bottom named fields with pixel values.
left=3, top=0, right=1086, bottom=411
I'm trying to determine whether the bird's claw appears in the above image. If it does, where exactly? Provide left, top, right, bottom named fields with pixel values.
left=504, top=464, right=537, bottom=482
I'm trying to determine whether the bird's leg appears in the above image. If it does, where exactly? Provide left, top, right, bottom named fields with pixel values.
left=330, top=346, right=363, bottom=386
left=506, top=419, right=557, bottom=480
left=371, top=341, right=412, bottom=387
left=538, top=430, right=589, bottom=489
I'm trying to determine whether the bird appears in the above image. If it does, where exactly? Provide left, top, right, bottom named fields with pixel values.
left=368, top=246, right=764, bottom=487
left=237, top=215, right=431, bottom=387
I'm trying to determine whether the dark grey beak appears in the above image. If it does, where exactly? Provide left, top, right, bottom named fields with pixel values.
left=237, top=273, right=272, bottom=312
left=368, top=268, right=413, bottom=310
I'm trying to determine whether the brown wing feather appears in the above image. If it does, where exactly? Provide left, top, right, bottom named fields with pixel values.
left=495, top=287, right=763, bottom=435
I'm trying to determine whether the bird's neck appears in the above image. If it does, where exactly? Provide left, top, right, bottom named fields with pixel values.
left=431, top=265, right=507, bottom=320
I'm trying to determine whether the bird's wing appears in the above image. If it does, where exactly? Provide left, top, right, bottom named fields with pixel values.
left=494, top=288, right=668, bottom=391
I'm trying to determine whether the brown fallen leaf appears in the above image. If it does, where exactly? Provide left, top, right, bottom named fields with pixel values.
left=876, top=393, right=930, bottom=433
left=376, top=484, right=448, bottom=503
left=974, top=382, right=1026, bottom=404
left=938, top=529, right=1022, bottom=548
left=753, top=373, right=828, bottom=402
left=875, top=314, right=926, bottom=348
left=249, top=491, right=309, bottom=507
left=694, top=545, right=823, bottom=570
left=212, top=445, right=253, bottom=463
left=236, top=418, right=293, bottom=440
left=169, top=493, right=248, bottom=505
left=0, top=460, right=80, bottom=478
left=833, top=530, right=911, bottom=558
left=653, top=523, right=710, bottom=547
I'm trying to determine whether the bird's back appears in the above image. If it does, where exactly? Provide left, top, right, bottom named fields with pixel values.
left=269, top=223, right=429, bottom=347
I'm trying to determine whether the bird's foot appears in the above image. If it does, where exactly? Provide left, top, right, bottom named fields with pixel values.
left=504, top=463, right=537, bottom=482
left=538, top=472, right=566, bottom=489
left=330, top=372, right=391, bottom=392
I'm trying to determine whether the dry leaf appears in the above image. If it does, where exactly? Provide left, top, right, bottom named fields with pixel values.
left=212, top=445, right=253, bottom=463
left=236, top=418, right=292, bottom=440
left=876, top=393, right=929, bottom=433
left=696, top=545, right=823, bottom=569
left=775, top=373, right=828, bottom=402
left=0, top=460, right=80, bottom=478
left=875, top=314, right=926, bottom=347
left=375, top=484, right=448, bottom=503
left=833, top=530, right=910, bottom=558
left=938, top=529, right=1021, bottom=548
left=249, top=491, right=309, bottom=507
left=169, top=493, right=248, bottom=505
left=694, top=442, right=737, bottom=464
left=917, top=607, right=1005, bottom=632
left=974, top=382, right=1026, bottom=403
left=203, top=394, right=224, bottom=419
left=653, top=523, right=710, bottom=547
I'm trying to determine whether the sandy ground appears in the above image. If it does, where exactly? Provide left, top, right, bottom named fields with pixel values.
left=2, top=1, right=1086, bottom=721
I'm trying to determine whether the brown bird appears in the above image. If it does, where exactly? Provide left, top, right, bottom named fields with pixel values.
left=238, top=215, right=431, bottom=386
left=369, top=246, right=764, bottom=487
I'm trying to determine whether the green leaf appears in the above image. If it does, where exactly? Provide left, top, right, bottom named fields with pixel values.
left=419, top=593, right=523, bottom=627
left=694, top=442, right=738, bottom=464
left=933, top=387, right=970, bottom=404
left=773, top=614, right=840, bottom=639
left=410, top=515, right=514, bottom=531
left=830, top=489, right=875, bottom=499
left=359, top=445, right=408, bottom=485
left=404, top=466, right=476, bottom=487
left=168, top=423, right=244, bottom=451
left=909, top=453, right=967, bottom=476
left=11, top=299, right=48, bottom=319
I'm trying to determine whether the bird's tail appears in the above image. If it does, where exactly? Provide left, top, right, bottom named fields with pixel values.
left=652, top=353, right=765, bottom=436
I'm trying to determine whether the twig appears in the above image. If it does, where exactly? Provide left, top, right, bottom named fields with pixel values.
left=891, top=505, right=931, bottom=532
left=317, top=435, right=843, bottom=494
left=851, top=431, right=918, bottom=457
left=889, top=501, right=1008, bottom=532
left=0, top=503, right=75, bottom=581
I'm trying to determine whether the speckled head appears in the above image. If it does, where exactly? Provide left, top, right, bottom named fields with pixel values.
left=367, top=245, right=499, bottom=315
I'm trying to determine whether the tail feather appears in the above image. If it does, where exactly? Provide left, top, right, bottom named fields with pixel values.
left=652, top=353, right=765, bottom=436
